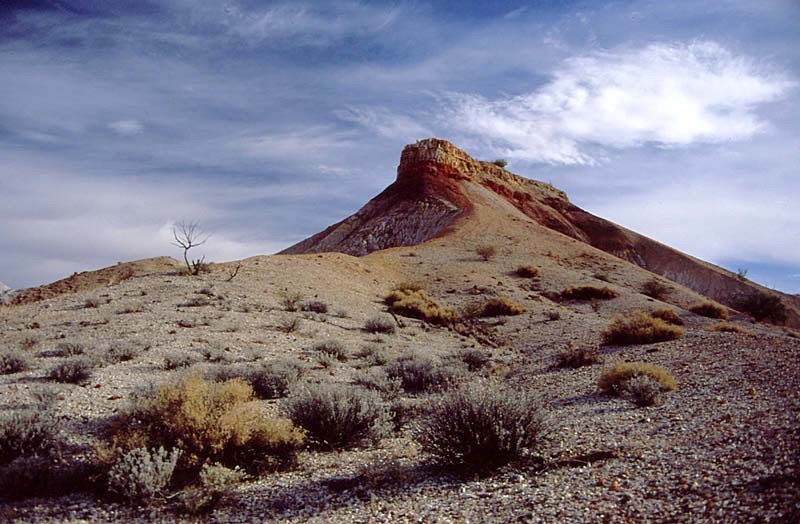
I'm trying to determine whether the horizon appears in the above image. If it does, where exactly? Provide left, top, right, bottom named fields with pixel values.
left=1, top=1, right=798, bottom=292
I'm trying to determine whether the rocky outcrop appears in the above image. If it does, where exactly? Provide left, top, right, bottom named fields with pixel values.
left=284, top=138, right=798, bottom=326
left=0, top=281, right=13, bottom=305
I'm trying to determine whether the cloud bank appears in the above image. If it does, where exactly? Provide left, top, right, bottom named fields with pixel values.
left=445, top=41, right=793, bottom=164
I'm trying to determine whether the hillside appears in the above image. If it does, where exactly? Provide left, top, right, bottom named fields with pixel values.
left=0, top=140, right=798, bottom=522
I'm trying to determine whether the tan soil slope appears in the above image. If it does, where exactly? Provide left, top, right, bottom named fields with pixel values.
left=284, top=138, right=799, bottom=326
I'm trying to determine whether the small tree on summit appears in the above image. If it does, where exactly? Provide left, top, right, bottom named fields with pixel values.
left=172, top=220, right=209, bottom=276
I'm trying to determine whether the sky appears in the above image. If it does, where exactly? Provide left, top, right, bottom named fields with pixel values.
left=1, top=0, right=798, bottom=292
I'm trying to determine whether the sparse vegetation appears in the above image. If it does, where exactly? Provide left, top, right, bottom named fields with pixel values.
left=83, top=297, right=101, bottom=309
left=459, top=349, right=490, bottom=372
left=479, top=296, right=526, bottom=317
left=556, top=345, right=600, bottom=369
left=55, top=341, right=85, bottom=357
left=385, top=288, right=457, bottom=326
left=641, top=278, right=671, bottom=300
left=417, top=384, right=546, bottom=472
left=284, top=383, right=389, bottom=450
left=301, top=300, right=328, bottom=314
left=107, top=447, right=181, bottom=502
left=626, top=376, right=664, bottom=407
left=689, top=301, right=729, bottom=319
left=734, top=291, right=788, bottom=324
left=106, top=342, right=143, bottom=363
left=736, top=267, right=749, bottom=281
left=353, top=368, right=402, bottom=400
left=491, top=159, right=508, bottom=168
left=277, top=316, right=301, bottom=333
left=546, top=310, right=561, bottom=321
left=709, top=322, right=751, bottom=334
left=649, top=307, right=684, bottom=326
left=560, top=286, right=619, bottom=301
left=180, top=462, right=245, bottom=514
left=364, top=316, right=396, bottom=334
left=515, top=265, right=540, bottom=278
left=0, top=349, right=30, bottom=375
left=172, top=220, right=209, bottom=276
left=0, top=409, right=58, bottom=465
left=475, top=245, right=497, bottom=261
left=214, top=359, right=305, bottom=400
left=277, top=290, right=304, bottom=312
left=597, top=362, right=677, bottom=395
left=602, top=311, right=684, bottom=346
left=48, top=357, right=94, bottom=384
left=163, top=353, right=196, bottom=370
left=385, top=354, right=463, bottom=394
left=313, top=340, right=348, bottom=362
left=107, top=375, right=305, bottom=478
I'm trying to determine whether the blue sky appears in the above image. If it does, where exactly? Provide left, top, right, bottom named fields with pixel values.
left=1, top=0, right=798, bottom=292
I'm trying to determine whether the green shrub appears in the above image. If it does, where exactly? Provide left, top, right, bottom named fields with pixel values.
left=107, top=447, right=181, bottom=502
left=597, top=362, right=677, bottom=396
left=385, top=354, right=463, bottom=394
left=560, top=286, right=619, bottom=301
left=602, top=311, right=684, bottom=346
left=107, top=375, right=305, bottom=478
left=0, top=410, right=58, bottom=465
left=180, top=463, right=245, bottom=514
left=283, top=383, right=390, bottom=450
left=689, top=301, right=728, bottom=319
left=48, top=357, right=94, bottom=384
left=0, top=349, right=30, bottom=375
left=417, top=384, right=546, bottom=471
left=214, top=359, right=305, bottom=400
left=364, top=316, right=396, bottom=334
left=735, top=291, right=788, bottom=324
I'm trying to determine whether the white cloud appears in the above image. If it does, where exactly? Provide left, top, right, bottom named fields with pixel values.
left=109, top=119, right=144, bottom=136
left=237, top=126, right=356, bottom=160
left=336, top=106, right=432, bottom=141
left=446, top=41, right=793, bottom=165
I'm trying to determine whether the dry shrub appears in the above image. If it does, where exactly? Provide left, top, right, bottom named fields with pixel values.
left=55, top=341, right=85, bottom=357
left=515, top=265, right=540, bottom=278
left=479, top=296, right=526, bottom=317
left=649, top=307, right=684, bottom=326
left=641, top=278, right=671, bottom=300
left=560, top=286, right=619, bottom=301
left=475, top=245, right=497, bottom=261
left=709, top=322, right=751, bottom=334
left=626, top=376, right=663, bottom=407
left=0, top=349, right=30, bottom=375
left=313, top=340, right=348, bottom=362
left=48, top=357, right=94, bottom=384
left=364, top=316, right=396, bottom=334
left=283, top=383, right=390, bottom=450
left=602, top=311, right=684, bottom=346
left=689, top=300, right=729, bottom=319
left=597, top=362, right=677, bottom=395
left=392, top=281, right=423, bottom=292
left=735, top=291, right=788, bottom=324
left=0, top=410, right=58, bottom=465
left=277, top=317, right=301, bottom=334
left=106, top=374, right=304, bottom=478
left=301, top=300, right=328, bottom=314
left=459, top=349, right=490, bottom=372
left=385, top=288, right=457, bottom=325
left=417, top=384, right=546, bottom=472
left=556, top=345, right=600, bottom=369
left=386, top=354, right=464, bottom=394
left=277, top=290, right=304, bottom=312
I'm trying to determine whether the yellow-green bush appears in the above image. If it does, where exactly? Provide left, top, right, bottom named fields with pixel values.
left=709, top=322, right=751, bottom=334
left=479, top=296, right=526, bottom=317
left=107, top=374, right=304, bottom=478
left=602, top=311, right=684, bottom=346
left=597, top=362, right=677, bottom=395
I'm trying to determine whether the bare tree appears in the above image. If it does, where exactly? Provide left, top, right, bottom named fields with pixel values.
left=172, top=220, right=209, bottom=275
